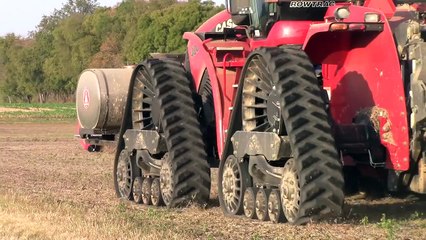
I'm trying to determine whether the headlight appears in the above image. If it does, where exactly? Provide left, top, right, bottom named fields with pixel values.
left=365, top=13, right=381, bottom=23
left=334, top=7, right=350, bottom=20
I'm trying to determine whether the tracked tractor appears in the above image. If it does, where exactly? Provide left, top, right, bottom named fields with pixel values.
left=76, top=0, right=426, bottom=225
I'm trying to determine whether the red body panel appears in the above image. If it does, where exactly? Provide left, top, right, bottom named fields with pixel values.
left=364, top=0, right=396, bottom=18
left=185, top=4, right=411, bottom=171
left=250, top=21, right=313, bottom=48
left=303, top=5, right=409, bottom=171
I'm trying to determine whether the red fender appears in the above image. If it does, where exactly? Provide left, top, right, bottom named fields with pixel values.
left=184, top=32, right=225, bottom=156
left=303, top=5, right=409, bottom=171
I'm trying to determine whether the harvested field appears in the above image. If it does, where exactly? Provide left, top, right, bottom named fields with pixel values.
left=0, top=122, right=425, bottom=239
left=0, top=107, right=54, bottom=113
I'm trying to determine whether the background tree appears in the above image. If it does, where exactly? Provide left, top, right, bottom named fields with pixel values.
left=0, top=0, right=224, bottom=103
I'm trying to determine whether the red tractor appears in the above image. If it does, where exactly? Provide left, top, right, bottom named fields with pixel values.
left=76, top=0, right=426, bottom=224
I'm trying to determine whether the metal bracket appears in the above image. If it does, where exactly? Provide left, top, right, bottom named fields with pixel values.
left=123, top=129, right=167, bottom=154
left=368, top=149, right=385, bottom=168
left=231, top=131, right=291, bottom=161
left=136, top=150, right=161, bottom=177
left=248, top=155, right=282, bottom=187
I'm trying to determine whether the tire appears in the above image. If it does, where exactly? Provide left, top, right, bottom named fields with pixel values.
left=255, top=188, right=271, bottom=221
left=243, top=187, right=257, bottom=219
left=133, top=177, right=144, bottom=204
left=113, top=149, right=140, bottom=200
left=87, top=145, right=100, bottom=152
left=198, top=73, right=218, bottom=166
left=151, top=178, right=164, bottom=206
left=218, top=155, right=251, bottom=215
left=268, top=189, right=285, bottom=223
left=150, top=59, right=211, bottom=207
left=241, top=47, right=344, bottom=224
left=142, top=178, right=153, bottom=205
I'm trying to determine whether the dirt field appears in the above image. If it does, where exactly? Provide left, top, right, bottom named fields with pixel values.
left=0, top=122, right=425, bottom=240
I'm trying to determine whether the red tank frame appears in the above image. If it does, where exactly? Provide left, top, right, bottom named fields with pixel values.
left=184, top=0, right=411, bottom=171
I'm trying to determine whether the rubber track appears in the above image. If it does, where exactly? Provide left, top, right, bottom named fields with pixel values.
left=199, top=74, right=215, bottom=125
left=146, top=59, right=211, bottom=207
left=256, top=47, right=344, bottom=224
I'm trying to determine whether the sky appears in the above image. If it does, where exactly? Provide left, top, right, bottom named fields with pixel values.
left=0, top=0, right=225, bottom=37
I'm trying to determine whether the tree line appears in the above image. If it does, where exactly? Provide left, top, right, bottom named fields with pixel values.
left=0, top=0, right=223, bottom=103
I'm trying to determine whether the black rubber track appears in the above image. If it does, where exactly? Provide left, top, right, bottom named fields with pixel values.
left=198, top=73, right=219, bottom=167
left=150, top=59, right=211, bottom=207
left=252, top=47, right=344, bottom=224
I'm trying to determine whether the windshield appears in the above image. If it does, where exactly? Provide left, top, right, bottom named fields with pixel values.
left=251, top=0, right=268, bottom=29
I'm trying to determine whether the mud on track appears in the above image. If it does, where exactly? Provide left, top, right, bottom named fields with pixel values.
left=0, top=122, right=425, bottom=239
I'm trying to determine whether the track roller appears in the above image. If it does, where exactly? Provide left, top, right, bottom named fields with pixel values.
left=142, top=177, right=153, bottom=205
left=255, top=188, right=271, bottom=221
left=132, top=177, right=143, bottom=204
left=243, top=187, right=257, bottom=219
left=151, top=178, right=164, bottom=206
left=268, top=189, right=285, bottom=223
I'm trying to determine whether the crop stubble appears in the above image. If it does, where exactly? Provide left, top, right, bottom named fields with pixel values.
left=0, top=122, right=425, bottom=240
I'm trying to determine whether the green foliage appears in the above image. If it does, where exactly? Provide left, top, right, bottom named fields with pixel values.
left=409, top=211, right=423, bottom=220
left=0, top=103, right=76, bottom=120
left=360, top=216, right=369, bottom=225
left=377, top=214, right=399, bottom=240
left=0, top=0, right=224, bottom=103
left=251, top=234, right=262, bottom=240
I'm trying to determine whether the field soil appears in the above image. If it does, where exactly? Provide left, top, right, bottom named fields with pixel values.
left=0, top=122, right=425, bottom=239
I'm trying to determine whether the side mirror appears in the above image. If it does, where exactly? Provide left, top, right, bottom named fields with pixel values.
left=227, top=0, right=250, bottom=26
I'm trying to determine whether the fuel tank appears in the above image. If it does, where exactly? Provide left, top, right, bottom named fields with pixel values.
left=76, top=68, right=134, bottom=130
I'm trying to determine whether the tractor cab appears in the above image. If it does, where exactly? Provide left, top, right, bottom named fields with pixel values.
left=227, top=0, right=349, bottom=37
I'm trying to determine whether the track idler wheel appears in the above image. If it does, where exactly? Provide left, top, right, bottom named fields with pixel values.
left=132, top=177, right=143, bottom=204
left=142, top=178, right=153, bottom=205
left=281, top=158, right=300, bottom=223
left=255, top=188, right=270, bottom=221
left=151, top=178, right=163, bottom=206
left=268, top=189, right=285, bottom=223
left=219, top=155, right=251, bottom=215
left=160, top=154, right=174, bottom=207
left=243, top=187, right=257, bottom=219
left=114, top=149, right=140, bottom=200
